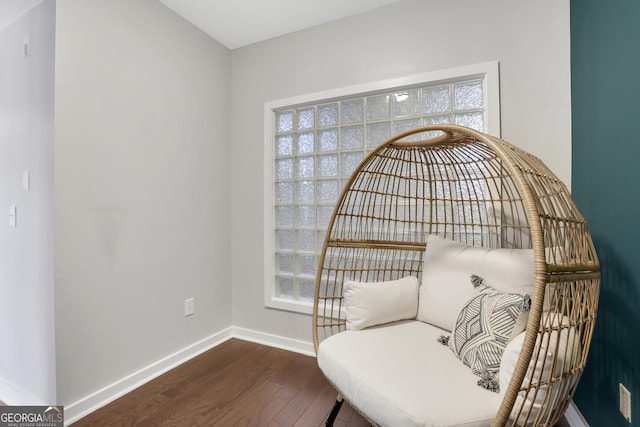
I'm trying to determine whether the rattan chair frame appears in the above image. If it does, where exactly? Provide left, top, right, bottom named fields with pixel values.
left=312, top=125, right=600, bottom=427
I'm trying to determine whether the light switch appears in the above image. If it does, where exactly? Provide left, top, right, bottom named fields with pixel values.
left=23, top=34, right=30, bottom=57
left=23, top=170, right=30, bottom=191
left=9, top=206, right=17, bottom=227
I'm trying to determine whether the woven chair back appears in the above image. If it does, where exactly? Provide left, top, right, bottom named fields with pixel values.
left=312, top=125, right=600, bottom=427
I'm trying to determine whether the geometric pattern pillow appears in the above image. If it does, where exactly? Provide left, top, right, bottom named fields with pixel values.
left=442, top=275, right=531, bottom=391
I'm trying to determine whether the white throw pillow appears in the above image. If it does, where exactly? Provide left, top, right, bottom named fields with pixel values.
left=417, top=234, right=534, bottom=331
left=344, top=276, right=419, bottom=330
left=499, top=315, right=580, bottom=425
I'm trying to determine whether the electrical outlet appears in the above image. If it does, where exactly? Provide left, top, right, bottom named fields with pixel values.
left=184, top=298, right=194, bottom=317
left=620, top=382, right=631, bottom=423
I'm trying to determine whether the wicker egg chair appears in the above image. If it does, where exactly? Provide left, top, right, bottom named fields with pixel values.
left=312, top=124, right=600, bottom=427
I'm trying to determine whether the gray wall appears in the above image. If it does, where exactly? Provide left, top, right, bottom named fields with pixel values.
left=229, top=0, right=571, bottom=344
left=1, top=0, right=575, bottom=414
left=0, top=0, right=56, bottom=405
left=54, top=0, right=231, bottom=405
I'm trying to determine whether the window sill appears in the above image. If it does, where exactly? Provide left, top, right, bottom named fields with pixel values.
left=265, top=297, right=314, bottom=315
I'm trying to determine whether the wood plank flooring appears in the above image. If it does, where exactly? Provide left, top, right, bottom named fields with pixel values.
left=69, top=338, right=570, bottom=427
left=70, top=339, right=368, bottom=427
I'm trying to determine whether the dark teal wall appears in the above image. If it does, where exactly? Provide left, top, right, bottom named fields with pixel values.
left=571, top=0, right=640, bottom=425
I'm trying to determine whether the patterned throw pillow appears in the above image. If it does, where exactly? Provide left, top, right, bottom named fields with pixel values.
left=439, top=275, right=531, bottom=392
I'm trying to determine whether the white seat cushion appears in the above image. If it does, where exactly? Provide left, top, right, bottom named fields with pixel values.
left=317, top=320, right=503, bottom=427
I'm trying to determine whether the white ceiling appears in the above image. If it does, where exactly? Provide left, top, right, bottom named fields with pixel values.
left=156, top=0, right=402, bottom=49
left=0, top=0, right=42, bottom=31
left=0, top=0, right=402, bottom=49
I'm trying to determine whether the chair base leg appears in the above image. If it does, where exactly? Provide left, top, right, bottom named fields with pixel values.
left=326, top=395, right=344, bottom=427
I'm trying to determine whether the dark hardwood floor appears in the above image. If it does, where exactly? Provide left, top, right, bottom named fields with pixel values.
left=70, top=339, right=368, bottom=427
left=69, top=338, right=570, bottom=427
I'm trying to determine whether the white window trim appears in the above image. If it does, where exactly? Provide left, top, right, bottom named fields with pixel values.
left=263, top=61, right=501, bottom=315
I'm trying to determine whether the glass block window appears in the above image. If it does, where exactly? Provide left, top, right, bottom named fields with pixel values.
left=265, top=64, right=498, bottom=312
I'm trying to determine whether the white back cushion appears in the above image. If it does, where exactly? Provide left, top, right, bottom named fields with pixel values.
left=344, top=276, right=419, bottom=330
left=500, top=316, right=580, bottom=426
left=417, top=234, right=534, bottom=331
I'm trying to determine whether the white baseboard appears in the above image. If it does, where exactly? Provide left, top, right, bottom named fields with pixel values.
left=231, top=326, right=315, bottom=357
left=64, top=327, right=233, bottom=426
left=63, top=326, right=315, bottom=426
left=566, top=401, right=589, bottom=427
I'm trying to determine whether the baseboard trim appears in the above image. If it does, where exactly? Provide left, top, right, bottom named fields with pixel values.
left=63, top=327, right=315, bottom=425
left=566, top=401, right=589, bottom=427
left=64, top=327, right=233, bottom=426
left=231, top=326, right=315, bottom=357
